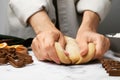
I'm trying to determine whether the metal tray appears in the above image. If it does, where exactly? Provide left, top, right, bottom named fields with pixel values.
left=106, top=33, right=120, bottom=57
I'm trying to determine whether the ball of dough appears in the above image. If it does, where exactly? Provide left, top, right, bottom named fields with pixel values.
left=55, top=36, right=95, bottom=64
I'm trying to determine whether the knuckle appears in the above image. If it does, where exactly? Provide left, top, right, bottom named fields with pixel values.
left=95, top=50, right=104, bottom=58
left=44, top=43, right=54, bottom=50
left=98, top=35, right=105, bottom=39
left=38, top=53, right=48, bottom=61
left=32, top=38, right=36, bottom=44
left=107, top=38, right=110, bottom=45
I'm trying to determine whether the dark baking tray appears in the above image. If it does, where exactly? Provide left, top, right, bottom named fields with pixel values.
left=0, top=34, right=33, bottom=47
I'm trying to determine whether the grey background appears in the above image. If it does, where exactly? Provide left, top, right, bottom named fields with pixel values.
left=0, top=0, right=120, bottom=35
left=98, top=0, right=120, bottom=34
left=0, top=0, right=9, bottom=34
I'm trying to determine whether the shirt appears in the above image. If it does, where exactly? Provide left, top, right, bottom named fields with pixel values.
left=8, top=0, right=112, bottom=38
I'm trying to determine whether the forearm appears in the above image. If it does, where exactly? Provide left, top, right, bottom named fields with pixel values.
left=77, top=0, right=112, bottom=22
left=28, top=10, right=56, bottom=34
left=79, top=11, right=100, bottom=32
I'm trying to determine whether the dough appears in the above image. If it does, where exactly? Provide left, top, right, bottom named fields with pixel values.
left=55, top=36, right=95, bottom=64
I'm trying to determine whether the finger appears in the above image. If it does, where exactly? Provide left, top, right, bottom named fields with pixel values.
left=31, top=38, right=42, bottom=60
left=104, top=37, right=110, bottom=52
left=96, top=37, right=110, bottom=59
left=44, top=37, right=60, bottom=64
left=36, top=36, right=51, bottom=61
left=64, top=51, right=69, bottom=56
left=47, top=44, right=60, bottom=64
left=58, top=35, right=69, bottom=56
left=32, top=36, right=50, bottom=61
left=46, top=55, right=52, bottom=61
left=94, top=38, right=104, bottom=59
left=78, top=41, right=88, bottom=56
left=58, top=35, right=66, bottom=49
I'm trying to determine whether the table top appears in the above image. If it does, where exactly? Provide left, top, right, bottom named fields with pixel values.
left=0, top=50, right=120, bottom=80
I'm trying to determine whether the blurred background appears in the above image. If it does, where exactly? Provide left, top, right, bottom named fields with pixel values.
left=0, top=0, right=120, bottom=35
left=0, top=0, right=9, bottom=34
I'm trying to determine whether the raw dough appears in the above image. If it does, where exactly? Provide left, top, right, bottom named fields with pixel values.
left=55, top=36, right=95, bottom=64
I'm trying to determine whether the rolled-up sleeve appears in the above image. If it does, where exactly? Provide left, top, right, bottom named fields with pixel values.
left=77, top=0, right=112, bottom=21
left=9, top=0, right=48, bottom=26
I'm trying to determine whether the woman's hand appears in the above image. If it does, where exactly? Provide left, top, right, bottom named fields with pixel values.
left=31, top=29, right=66, bottom=64
left=28, top=10, right=66, bottom=64
left=76, top=29, right=110, bottom=59
left=76, top=10, right=110, bottom=59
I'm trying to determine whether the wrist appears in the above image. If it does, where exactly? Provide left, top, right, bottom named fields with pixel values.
left=80, top=10, right=100, bottom=32
left=28, top=10, right=56, bottom=34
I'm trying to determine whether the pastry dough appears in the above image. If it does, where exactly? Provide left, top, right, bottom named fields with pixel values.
left=55, top=36, right=95, bottom=64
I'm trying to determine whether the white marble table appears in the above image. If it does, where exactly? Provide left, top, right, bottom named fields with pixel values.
left=0, top=50, right=120, bottom=80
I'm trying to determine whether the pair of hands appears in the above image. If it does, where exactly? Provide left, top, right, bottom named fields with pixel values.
left=29, top=10, right=110, bottom=64
left=31, top=29, right=110, bottom=64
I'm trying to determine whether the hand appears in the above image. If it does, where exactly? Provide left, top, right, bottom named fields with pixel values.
left=31, top=29, right=66, bottom=64
left=28, top=10, right=66, bottom=64
left=76, top=29, right=110, bottom=59
left=76, top=10, right=110, bottom=59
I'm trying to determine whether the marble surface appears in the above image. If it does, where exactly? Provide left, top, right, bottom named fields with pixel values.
left=0, top=50, right=120, bottom=80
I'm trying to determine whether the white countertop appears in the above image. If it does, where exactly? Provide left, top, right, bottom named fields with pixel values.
left=0, top=50, right=120, bottom=80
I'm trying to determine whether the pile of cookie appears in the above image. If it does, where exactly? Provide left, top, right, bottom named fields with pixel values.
left=100, top=58, right=120, bottom=76
left=0, top=42, right=33, bottom=68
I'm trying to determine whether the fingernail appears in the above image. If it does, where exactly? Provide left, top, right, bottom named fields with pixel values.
left=80, top=51, right=87, bottom=56
left=81, top=53, right=85, bottom=56
left=64, top=51, right=69, bottom=56
left=56, top=61, right=61, bottom=64
left=56, top=59, right=61, bottom=64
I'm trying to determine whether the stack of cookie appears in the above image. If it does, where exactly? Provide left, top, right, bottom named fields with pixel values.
left=0, top=42, right=33, bottom=68
left=100, top=58, right=120, bottom=76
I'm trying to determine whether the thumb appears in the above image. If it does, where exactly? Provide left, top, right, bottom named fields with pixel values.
left=78, top=41, right=88, bottom=56
left=58, top=35, right=68, bottom=56
left=58, top=35, right=66, bottom=49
